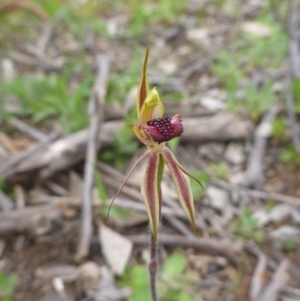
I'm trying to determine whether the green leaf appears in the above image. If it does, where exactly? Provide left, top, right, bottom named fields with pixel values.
left=131, top=265, right=148, bottom=287
left=280, top=145, right=300, bottom=165
left=282, top=239, right=298, bottom=252
left=118, top=265, right=151, bottom=301
left=162, top=253, right=187, bottom=277
left=95, top=172, right=108, bottom=203
left=0, top=272, right=16, bottom=299
left=167, top=137, right=180, bottom=153
left=210, top=162, right=230, bottom=179
left=176, top=291, right=194, bottom=301
left=234, top=209, right=258, bottom=233
left=190, top=171, right=209, bottom=200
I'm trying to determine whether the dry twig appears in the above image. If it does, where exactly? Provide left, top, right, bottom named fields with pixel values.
left=127, top=234, right=242, bottom=265
left=245, top=104, right=281, bottom=189
left=0, top=205, right=61, bottom=236
left=211, top=179, right=300, bottom=207
left=258, top=259, right=289, bottom=301
left=1, top=132, right=58, bottom=179
left=2, top=121, right=123, bottom=183
left=76, top=55, right=110, bottom=260
left=9, top=117, right=48, bottom=142
left=181, top=112, right=253, bottom=142
left=249, top=253, right=268, bottom=301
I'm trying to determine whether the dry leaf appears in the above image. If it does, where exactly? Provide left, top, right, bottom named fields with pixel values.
left=99, top=224, right=133, bottom=275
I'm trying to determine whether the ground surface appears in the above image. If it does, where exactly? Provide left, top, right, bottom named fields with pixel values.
left=0, top=1, right=300, bottom=301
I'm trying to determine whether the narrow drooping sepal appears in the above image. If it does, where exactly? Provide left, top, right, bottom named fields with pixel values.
left=141, top=152, right=164, bottom=244
left=161, top=147, right=196, bottom=231
left=146, top=114, right=183, bottom=143
left=137, top=48, right=150, bottom=119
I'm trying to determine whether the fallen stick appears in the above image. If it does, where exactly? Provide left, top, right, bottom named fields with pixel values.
left=0, top=205, right=61, bottom=236
left=126, top=234, right=242, bottom=265
left=2, top=112, right=251, bottom=184
left=212, top=179, right=300, bottom=207
left=76, top=54, right=110, bottom=260
left=258, top=259, right=289, bottom=301
left=249, top=253, right=268, bottom=301
left=9, top=117, right=48, bottom=142
left=245, top=104, right=281, bottom=189
left=3, top=120, right=123, bottom=183
left=1, top=132, right=58, bottom=183
left=181, top=112, right=253, bottom=142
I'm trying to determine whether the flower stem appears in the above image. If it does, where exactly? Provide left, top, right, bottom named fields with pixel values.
left=149, top=233, right=158, bottom=301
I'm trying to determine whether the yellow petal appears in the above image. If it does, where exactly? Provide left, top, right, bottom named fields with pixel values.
left=139, top=88, right=164, bottom=124
left=130, top=124, right=156, bottom=146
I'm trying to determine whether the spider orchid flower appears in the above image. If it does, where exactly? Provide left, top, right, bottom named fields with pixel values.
left=110, top=49, right=201, bottom=243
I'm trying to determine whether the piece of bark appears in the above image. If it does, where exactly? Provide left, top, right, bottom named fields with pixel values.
left=0, top=205, right=61, bottom=236
left=127, top=234, right=242, bottom=265
left=181, top=112, right=253, bottom=142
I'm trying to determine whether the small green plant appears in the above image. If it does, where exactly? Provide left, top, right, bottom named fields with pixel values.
left=282, top=239, right=298, bottom=252
left=122, top=0, right=188, bottom=35
left=159, top=253, right=195, bottom=301
left=0, top=272, right=16, bottom=301
left=293, top=77, right=300, bottom=113
left=210, top=162, right=230, bottom=179
left=265, top=200, right=276, bottom=212
left=190, top=171, right=209, bottom=200
left=118, top=265, right=151, bottom=301
left=243, top=81, right=275, bottom=121
left=0, top=70, right=93, bottom=133
left=280, top=144, right=300, bottom=165
left=99, top=111, right=140, bottom=170
left=211, top=12, right=287, bottom=117
left=118, top=253, right=194, bottom=301
left=272, top=116, right=287, bottom=141
left=234, top=209, right=265, bottom=243
left=29, top=0, right=62, bottom=17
